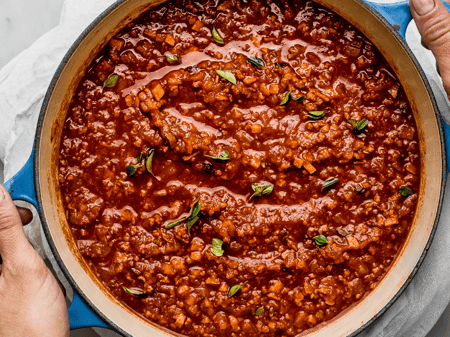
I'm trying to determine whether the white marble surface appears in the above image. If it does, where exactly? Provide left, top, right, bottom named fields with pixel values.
left=1, top=0, right=450, bottom=336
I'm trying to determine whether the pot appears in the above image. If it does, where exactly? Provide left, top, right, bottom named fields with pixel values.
left=5, top=0, right=449, bottom=336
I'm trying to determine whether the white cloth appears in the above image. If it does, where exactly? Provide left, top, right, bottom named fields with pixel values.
left=0, top=0, right=449, bottom=336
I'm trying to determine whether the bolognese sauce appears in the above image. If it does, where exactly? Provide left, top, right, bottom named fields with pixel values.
left=58, top=0, right=420, bottom=336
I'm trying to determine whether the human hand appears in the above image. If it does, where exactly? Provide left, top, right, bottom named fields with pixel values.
left=411, top=0, right=450, bottom=98
left=0, top=185, right=69, bottom=336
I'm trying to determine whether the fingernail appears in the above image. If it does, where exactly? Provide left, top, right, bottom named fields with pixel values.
left=0, top=188, right=4, bottom=201
left=412, top=0, right=436, bottom=15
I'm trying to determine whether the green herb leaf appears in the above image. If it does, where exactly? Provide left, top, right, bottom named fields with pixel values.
left=136, top=153, right=142, bottom=163
left=348, top=118, right=368, bottom=133
left=165, top=200, right=202, bottom=232
left=166, top=54, right=179, bottom=64
left=186, top=215, right=199, bottom=236
left=356, top=119, right=368, bottom=132
left=308, top=110, right=326, bottom=120
left=210, top=247, right=224, bottom=256
left=249, top=183, right=274, bottom=201
left=206, top=150, right=230, bottom=162
left=103, top=74, right=119, bottom=89
left=228, top=285, right=242, bottom=297
left=275, top=62, right=288, bottom=67
left=254, top=306, right=264, bottom=316
left=216, top=70, right=237, bottom=85
left=247, top=56, right=265, bottom=68
left=123, top=286, right=147, bottom=298
left=295, top=95, right=306, bottom=103
left=261, top=185, right=273, bottom=196
left=399, top=186, right=412, bottom=197
left=188, top=199, right=202, bottom=220
left=212, top=238, right=224, bottom=249
left=145, top=149, right=156, bottom=178
left=280, top=91, right=292, bottom=106
left=322, top=177, right=338, bottom=191
left=212, top=27, right=224, bottom=44
left=314, top=235, right=328, bottom=246
left=261, top=161, right=267, bottom=168
left=185, top=199, right=202, bottom=235
left=165, top=217, right=185, bottom=230
left=126, top=165, right=137, bottom=176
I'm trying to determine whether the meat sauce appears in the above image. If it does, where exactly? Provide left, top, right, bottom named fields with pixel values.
left=58, top=0, right=420, bottom=336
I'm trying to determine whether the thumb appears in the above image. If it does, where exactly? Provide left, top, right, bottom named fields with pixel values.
left=0, top=185, right=36, bottom=263
left=411, top=0, right=450, bottom=96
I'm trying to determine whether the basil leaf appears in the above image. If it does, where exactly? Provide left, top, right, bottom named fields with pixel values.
left=348, top=118, right=368, bottom=133
left=166, top=200, right=201, bottom=232
left=166, top=54, right=179, bottom=64
left=188, top=199, right=202, bottom=220
left=228, top=285, right=242, bottom=297
left=186, top=215, right=199, bottom=236
left=322, top=177, right=338, bottom=191
left=136, top=153, right=142, bottom=163
left=210, top=247, right=224, bottom=256
left=206, top=150, right=230, bottom=161
left=212, top=238, right=223, bottom=249
left=314, top=235, right=328, bottom=246
left=145, top=149, right=156, bottom=177
left=247, top=56, right=265, bottom=68
left=295, top=95, right=306, bottom=103
left=165, top=217, right=186, bottom=230
left=212, top=27, right=224, bottom=44
left=261, top=161, right=267, bottom=168
left=308, top=110, right=326, bottom=120
left=261, top=185, right=273, bottom=196
left=123, top=286, right=147, bottom=298
left=103, top=74, right=119, bottom=89
left=216, top=70, right=237, bottom=85
left=356, top=119, right=368, bottom=132
left=126, top=165, right=137, bottom=177
left=275, top=62, right=288, bottom=67
left=249, top=183, right=273, bottom=201
left=280, top=91, right=292, bottom=106
left=399, top=186, right=412, bottom=197
left=254, top=306, right=264, bottom=316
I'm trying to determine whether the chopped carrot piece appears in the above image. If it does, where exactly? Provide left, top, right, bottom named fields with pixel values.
left=243, top=77, right=257, bottom=85
left=110, top=38, right=124, bottom=51
left=192, top=20, right=204, bottom=32
left=151, top=83, right=165, bottom=102
left=293, top=157, right=304, bottom=169
left=269, top=84, right=279, bottom=94
left=165, top=34, right=176, bottom=46
left=303, top=161, right=316, bottom=174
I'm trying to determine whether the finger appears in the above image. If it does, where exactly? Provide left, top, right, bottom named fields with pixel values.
left=411, top=0, right=450, bottom=97
left=16, top=206, right=33, bottom=226
left=0, top=185, right=35, bottom=263
left=421, top=37, right=430, bottom=50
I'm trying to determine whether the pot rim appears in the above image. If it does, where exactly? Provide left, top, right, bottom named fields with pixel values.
left=33, top=0, right=447, bottom=336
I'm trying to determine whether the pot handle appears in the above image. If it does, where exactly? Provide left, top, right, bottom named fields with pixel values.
left=4, top=150, right=112, bottom=331
left=4, top=149, right=38, bottom=210
left=365, top=0, right=450, bottom=175
left=68, top=292, right=111, bottom=330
